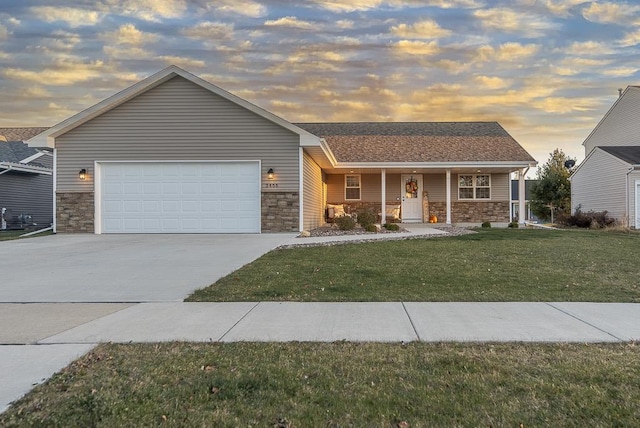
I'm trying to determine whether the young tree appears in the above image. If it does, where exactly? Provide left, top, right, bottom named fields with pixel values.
left=530, top=148, right=575, bottom=222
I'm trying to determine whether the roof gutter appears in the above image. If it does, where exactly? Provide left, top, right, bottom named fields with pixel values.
left=0, top=162, right=53, bottom=175
left=333, top=160, right=537, bottom=169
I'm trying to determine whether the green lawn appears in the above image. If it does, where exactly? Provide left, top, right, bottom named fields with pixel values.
left=2, top=342, right=639, bottom=427
left=0, top=229, right=53, bottom=241
left=187, top=228, right=640, bottom=302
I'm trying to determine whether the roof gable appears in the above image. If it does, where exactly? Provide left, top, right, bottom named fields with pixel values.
left=28, top=66, right=321, bottom=148
left=582, top=86, right=640, bottom=153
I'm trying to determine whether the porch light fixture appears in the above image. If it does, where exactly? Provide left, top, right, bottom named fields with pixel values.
left=79, top=169, right=87, bottom=180
left=267, top=168, right=274, bottom=180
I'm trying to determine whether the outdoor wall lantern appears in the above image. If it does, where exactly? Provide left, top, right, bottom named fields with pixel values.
left=79, top=169, right=87, bottom=180
left=267, top=168, right=275, bottom=180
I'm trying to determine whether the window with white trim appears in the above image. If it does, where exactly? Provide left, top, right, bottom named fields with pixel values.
left=458, top=174, right=491, bottom=200
left=345, top=174, right=361, bottom=200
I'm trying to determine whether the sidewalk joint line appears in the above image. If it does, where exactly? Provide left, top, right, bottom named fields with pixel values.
left=402, top=302, right=421, bottom=342
left=218, top=302, right=261, bottom=342
left=545, top=303, right=623, bottom=341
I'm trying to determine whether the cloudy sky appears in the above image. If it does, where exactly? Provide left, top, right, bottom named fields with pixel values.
left=1, top=1, right=639, bottom=171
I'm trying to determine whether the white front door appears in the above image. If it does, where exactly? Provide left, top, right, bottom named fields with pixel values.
left=401, top=174, right=423, bottom=223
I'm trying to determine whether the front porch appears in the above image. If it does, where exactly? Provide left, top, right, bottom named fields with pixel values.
left=323, top=169, right=529, bottom=226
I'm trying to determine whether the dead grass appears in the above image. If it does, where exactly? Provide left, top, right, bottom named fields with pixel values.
left=2, top=342, right=639, bottom=427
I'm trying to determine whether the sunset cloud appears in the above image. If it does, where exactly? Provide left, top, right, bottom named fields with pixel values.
left=101, top=23, right=158, bottom=46
left=4, top=60, right=107, bottom=86
left=182, top=21, right=234, bottom=40
left=31, top=6, right=101, bottom=27
left=393, top=40, right=441, bottom=55
left=390, top=19, right=452, bottom=39
left=474, top=7, right=555, bottom=36
left=582, top=1, right=640, bottom=24
left=264, top=16, right=314, bottom=29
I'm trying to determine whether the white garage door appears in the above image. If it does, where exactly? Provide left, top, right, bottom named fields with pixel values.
left=100, top=162, right=260, bottom=234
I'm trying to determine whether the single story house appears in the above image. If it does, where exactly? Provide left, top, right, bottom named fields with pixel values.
left=571, top=86, right=640, bottom=228
left=0, top=127, right=53, bottom=230
left=28, top=66, right=536, bottom=234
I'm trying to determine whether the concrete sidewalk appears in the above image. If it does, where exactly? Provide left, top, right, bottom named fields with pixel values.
left=2, top=301, right=640, bottom=413
left=32, top=302, right=640, bottom=344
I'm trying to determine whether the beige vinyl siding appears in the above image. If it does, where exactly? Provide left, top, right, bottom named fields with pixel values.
left=302, top=151, right=323, bottom=230
left=584, top=88, right=640, bottom=155
left=571, top=148, right=629, bottom=220
left=55, top=76, right=300, bottom=192
left=424, top=174, right=446, bottom=201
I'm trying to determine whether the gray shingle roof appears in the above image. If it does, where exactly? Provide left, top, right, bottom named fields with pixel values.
left=295, top=122, right=536, bottom=163
left=0, top=127, right=52, bottom=166
left=599, top=146, right=640, bottom=164
left=0, top=141, right=40, bottom=163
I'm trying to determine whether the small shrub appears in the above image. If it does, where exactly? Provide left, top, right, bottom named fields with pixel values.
left=383, top=223, right=400, bottom=231
left=561, top=210, right=616, bottom=229
left=481, top=221, right=492, bottom=228
left=508, top=221, right=519, bottom=228
left=335, top=215, right=356, bottom=231
left=357, top=210, right=376, bottom=228
left=364, top=224, right=377, bottom=233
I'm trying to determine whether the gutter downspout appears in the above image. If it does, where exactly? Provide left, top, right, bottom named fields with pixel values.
left=0, top=165, right=12, bottom=175
left=627, top=165, right=640, bottom=228
left=52, top=148, right=57, bottom=233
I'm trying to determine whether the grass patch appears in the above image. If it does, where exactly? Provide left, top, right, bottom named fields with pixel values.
left=2, top=342, right=639, bottom=427
left=0, top=229, right=53, bottom=241
left=188, top=228, right=640, bottom=302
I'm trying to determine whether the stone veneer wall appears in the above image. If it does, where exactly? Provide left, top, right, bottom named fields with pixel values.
left=56, top=192, right=94, bottom=233
left=429, top=201, right=510, bottom=223
left=262, top=191, right=299, bottom=232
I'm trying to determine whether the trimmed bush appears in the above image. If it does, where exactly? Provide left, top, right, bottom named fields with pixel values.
left=383, top=223, right=400, bottom=231
left=357, top=210, right=376, bottom=228
left=481, top=221, right=492, bottom=228
left=364, top=224, right=377, bottom=233
left=335, top=215, right=356, bottom=231
left=508, top=221, right=519, bottom=228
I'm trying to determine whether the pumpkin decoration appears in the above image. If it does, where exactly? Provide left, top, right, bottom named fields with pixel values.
left=429, top=215, right=438, bottom=223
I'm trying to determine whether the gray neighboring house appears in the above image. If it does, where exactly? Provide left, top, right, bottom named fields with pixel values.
left=0, top=127, right=53, bottom=229
left=571, top=86, right=640, bottom=228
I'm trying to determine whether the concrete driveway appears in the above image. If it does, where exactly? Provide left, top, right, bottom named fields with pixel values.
left=0, top=233, right=296, bottom=302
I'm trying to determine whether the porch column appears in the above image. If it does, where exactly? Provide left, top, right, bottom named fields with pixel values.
left=381, top=168, right=386, bottom=224
left=446, top=169, right=452, bottom=225
left=518, top=169, right=526, bottom=225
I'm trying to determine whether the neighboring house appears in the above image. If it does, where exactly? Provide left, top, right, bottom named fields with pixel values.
left=0, top=127, right=53, bottom=230
left=510, top=179, right=540, bottom=223
left=571, top=86, right=640, bottom=229
left=28, top=66, right=536, bottom=234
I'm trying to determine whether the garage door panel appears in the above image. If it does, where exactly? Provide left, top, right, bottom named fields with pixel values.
left=101, top=162, right=260, bottom=233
